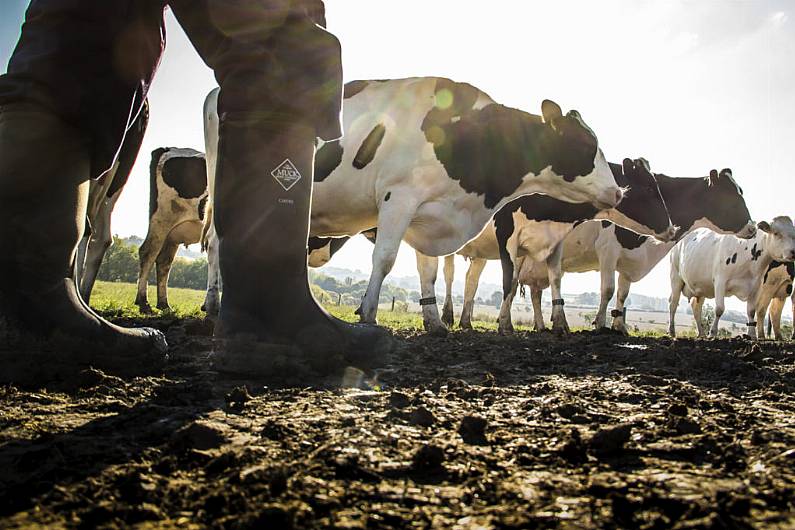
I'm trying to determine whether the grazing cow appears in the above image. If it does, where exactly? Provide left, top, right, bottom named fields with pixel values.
left=135, top=147, right=209, bottom=312
left=434, top=158, right=674, bottom=334
left=75, top=102, right=149, bottom=303
left=669, top=217, right=795, bottom=339
left=517, top=168, right=756, bottom=333
left=201, top=77, right=625, bottom=322
left=755, top=260, right=794, bottom=340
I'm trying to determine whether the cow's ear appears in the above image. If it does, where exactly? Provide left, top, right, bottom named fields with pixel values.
left=622, top=158, right=634, bottom=174
left=720, top=168, right=732, bottom=178
left=758, top=221, right=772, bottom=233
left=541, top=99, right=563, bottom=124
left=636, top=157, right=651, bottom=173
left=708, top=169, right=718, bottom=184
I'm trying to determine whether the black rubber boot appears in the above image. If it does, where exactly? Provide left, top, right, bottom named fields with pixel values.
left=0, top=106, right=167, bottom=384
left=211, top=114, right=393, bottom=375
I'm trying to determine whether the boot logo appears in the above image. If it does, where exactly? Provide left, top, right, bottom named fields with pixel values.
left=271, top=159, right=302, bottom=191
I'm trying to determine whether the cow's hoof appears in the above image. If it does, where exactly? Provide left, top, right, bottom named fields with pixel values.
left=156, top=303, right=172, bottom=312
left=498, top=325, right=514, bottom=335
left=441, top=307, right=454, bottom=327
left=459, top=321, right=473, bottom=331
left=552, top=326, right=570, bottom=336
left=426, top=324, right=449, bottom=337
left=136, top=303, right=153, bottom=315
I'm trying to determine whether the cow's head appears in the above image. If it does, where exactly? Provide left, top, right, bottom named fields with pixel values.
left=758, top=216, right=795, bottom=262
left=541, top=100, right=624, bottom=210
left=703, top=168, right=756, bottom=238
left=599, top=158, right=676, bottom=241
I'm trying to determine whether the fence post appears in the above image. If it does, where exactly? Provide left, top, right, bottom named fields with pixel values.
left=337, top=293, right=342, bottom=306
left=391, top=296, right=395, bottom=311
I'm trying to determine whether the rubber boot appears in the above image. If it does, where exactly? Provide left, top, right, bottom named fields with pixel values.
left=0, top=106, right=167, bottom=384
left=211, top=113, right=393, bottom=375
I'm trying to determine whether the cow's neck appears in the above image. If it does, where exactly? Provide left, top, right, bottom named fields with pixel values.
left=656, top=174, right=720, bottom=241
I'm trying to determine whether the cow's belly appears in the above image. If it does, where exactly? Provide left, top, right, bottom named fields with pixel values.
left=517, top=221, right=572, bottom=262
left=168, top=220, right=203, bottom=246
left=310, top=171, right=380, bottom=236
left=405, top=201, right=484, bottom=256
left=458, top=227, right=499, bottom=260
left=724, top=276, right=756, bottom=302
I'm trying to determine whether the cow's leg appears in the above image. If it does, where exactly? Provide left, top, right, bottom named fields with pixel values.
left=594, top=268, right=616, bottom=329
left=498, top=256, right=522, bottom=334
left=155, top=237, right=180, bottom=311
left=460, top=258, right=486, bottom=330
left=359, top=200, right=416, bottom=324
left=546, top=245, right=569, bottom=334
left=135, top=229, right=166, bottom=314
left=441, top=255, right=455, bottom=327
left=668, top=273, right=685, bottom=337
left=530, top=286, right=546, bottom=331
left=80, top=191, right=119, bottom=303
left=745, top=297, right=758, bottom=340
left=755, top=295, right=771, bottom=339
left=612, top=274, right=632, bottom=335
left=691, top=297, right=706, bottom=338
left=415, top=251, right=447, bottom=335
left=710, top=288, right=725, bottom=338
left=768, top=297, right=785, bottom=340
left=0, top=107, right=165, bottom=379
left=201, top=225, right=222, bottom=317
left=790, top=292, right=795, bottom=340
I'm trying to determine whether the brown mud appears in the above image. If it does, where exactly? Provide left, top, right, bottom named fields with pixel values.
left=1, top=316, right=794, bottom=529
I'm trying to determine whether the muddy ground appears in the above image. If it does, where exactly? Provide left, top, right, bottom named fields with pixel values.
left=1, top=316, right=794, bottom=529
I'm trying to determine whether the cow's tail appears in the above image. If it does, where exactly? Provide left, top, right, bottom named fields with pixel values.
left=149, top=147, right=167, bottom=217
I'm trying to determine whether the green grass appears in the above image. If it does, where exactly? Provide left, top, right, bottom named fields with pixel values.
left=89, top=281, right=517, bottom=331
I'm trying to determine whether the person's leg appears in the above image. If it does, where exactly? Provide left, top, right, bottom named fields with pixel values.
left=0, top=106, right=166, bottom=381
left=169, top=1, right=391, bottom=371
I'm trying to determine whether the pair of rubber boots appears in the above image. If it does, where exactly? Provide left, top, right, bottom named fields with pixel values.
left=0, top=106, right=390, bottom=382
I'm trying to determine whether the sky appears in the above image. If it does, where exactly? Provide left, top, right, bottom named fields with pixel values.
left=2, top=1, right=794, bottom=313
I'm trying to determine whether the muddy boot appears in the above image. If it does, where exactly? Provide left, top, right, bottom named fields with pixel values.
left=0, top=106, right=167, bottom=384
left=211, top=114, right=393, bottom=375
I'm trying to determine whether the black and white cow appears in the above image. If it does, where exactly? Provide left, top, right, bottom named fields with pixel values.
left=434, top=158, right=674, bottom=334
left=755, top=260, right=794, bottom=340
left=669, top=216, right=795, bottom=339
left=517, top=168, right=756, bottom=333
left=134, top=147, right=209, bottom=312
left=201, top=77, right=625, bottom=322
left=76, top=101, right=149, bottom=303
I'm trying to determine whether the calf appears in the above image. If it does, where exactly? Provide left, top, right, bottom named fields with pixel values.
left=517, top=168, right=756, bottom=333
left=75, top=101, right=148, bottom=303
left=755, top=260, right=794, bottom=340
left=202, top=77, right=624, bottom=322
left=438, top=158, right=674, bottom=334
left=669, top=217, right=795, bottom=339
left=135, top=147, right=208, bottom=312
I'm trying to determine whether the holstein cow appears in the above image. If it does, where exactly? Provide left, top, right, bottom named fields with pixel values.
left=201, top=77, right=625, bottom=322
left=669, top=216, right=795, bottom=339
left=75, top=101, right=149, bottom=303
left=756, top=260, right=794, bottom=340
left=134, top=147, right=208, bottom=312
left=517, top=168, right=756, bottom=334
left=433, top=158, right=675, bottom=334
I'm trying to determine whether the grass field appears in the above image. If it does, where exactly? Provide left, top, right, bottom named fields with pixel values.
left=89, top=281, right=516, bottom=332
left=90, top=281, right=696, bottom=337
